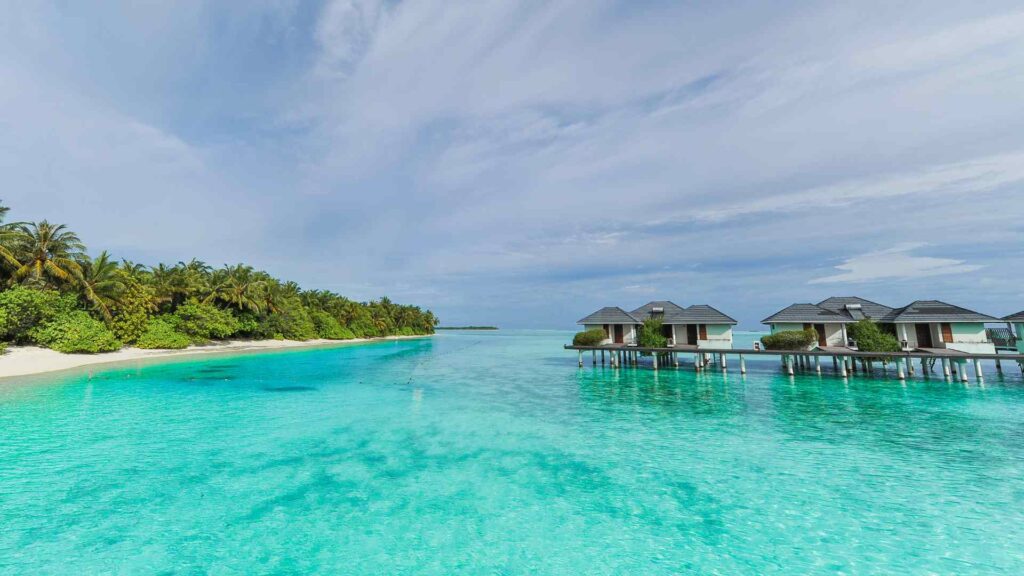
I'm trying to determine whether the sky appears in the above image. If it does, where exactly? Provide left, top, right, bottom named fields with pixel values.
left=2, top=0, right=1023, bottom=329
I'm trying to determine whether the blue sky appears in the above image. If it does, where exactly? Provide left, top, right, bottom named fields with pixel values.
left=2, top=1, right=1023, bottom=329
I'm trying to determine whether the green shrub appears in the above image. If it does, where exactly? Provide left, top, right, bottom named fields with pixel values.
left=136, top=317, right=191, bottom=349
left=761, top=328, right=817, bottom=351
left=573, top=328, right=607, bottom=345
left=170, top=300, right=241, bottom=342
left=259, top=298, right=317, bottom=340
left=0, top=342, right=7, bottom=355
left=0, top=286, right=77, bottom=343
left=310, top=309, right=355, bottom=339
left=110, top=277, right=154, bottom=344
left=29, top=311, right=122, bottom=354
left=637, top=318, right=668, bottom=349
left=847, top=320, right=900, bottom=353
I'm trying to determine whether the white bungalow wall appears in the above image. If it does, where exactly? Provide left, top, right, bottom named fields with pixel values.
left=669, top=324, right=733, bottom=348
left=583, top=323, right=637, bottom=345
left=698, top=324, right=733, bottom=349
left=769, top=323, right=845, bottom=347
left=896, top=322, right=995, bottom=354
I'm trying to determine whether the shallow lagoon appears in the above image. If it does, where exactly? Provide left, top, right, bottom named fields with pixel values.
left=2, top=330, right=1023, bottom=574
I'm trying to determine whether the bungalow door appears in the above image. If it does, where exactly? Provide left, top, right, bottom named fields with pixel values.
left=686, top=324, right=698, bottom=345
left=614, top=324, right=624, bottom=344
left=941, top=323, right=953, bottom=343
left=813, top=324, right=827, bottom=347
left=915, top=324, right=933, bottom=348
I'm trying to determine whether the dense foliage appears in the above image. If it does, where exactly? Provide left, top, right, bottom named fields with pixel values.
left=29, top=311, right=122, bottom=353
left=847, top=320, right=900, bottom=353
left=0, top=201, right=437, bottom=354
left=573, top=328, right=607, bottom=346
left=637, top=318, right=668, bottom=349
left=136, top=318, right=191, bottom=350
left=761, top=328, right=818, bottom=351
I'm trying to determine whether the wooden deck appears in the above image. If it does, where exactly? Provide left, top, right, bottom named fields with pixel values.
left=565, top=342, right=1024, bottom=380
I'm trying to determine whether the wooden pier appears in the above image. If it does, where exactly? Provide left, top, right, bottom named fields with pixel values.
left=565, top=343, right=1024, bottom=382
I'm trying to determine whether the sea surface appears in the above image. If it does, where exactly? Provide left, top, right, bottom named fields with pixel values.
left=2, top=330, right=1023, bottom=574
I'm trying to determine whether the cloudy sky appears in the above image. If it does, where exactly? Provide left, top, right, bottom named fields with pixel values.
left=2, top=1, right=1023, bottom=328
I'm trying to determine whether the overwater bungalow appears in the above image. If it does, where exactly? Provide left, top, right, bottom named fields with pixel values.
left=577, top=307, right=640, bottom=345
left=761, top=303, right=853, bottom=347
left=886, top=300, right=998, bottom=354
left=577, top=301, right=737, bottom=348
left=630, top=301, right=737, bottom=348
left=762, top=296, right=999, bottom=353
left=1004, top=311, right=1024, bottom=353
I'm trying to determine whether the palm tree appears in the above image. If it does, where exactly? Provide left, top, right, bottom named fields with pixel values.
left=0, top=202, right=23, bottom=275
left=12, top=221, right=86, bottom=286
left=78, top=251, right=124, bottom=320
left=205, top=264, right=267, bottom=313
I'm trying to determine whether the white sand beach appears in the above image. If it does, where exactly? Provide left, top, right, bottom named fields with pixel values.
left=0, top=335, right=430, bottom=380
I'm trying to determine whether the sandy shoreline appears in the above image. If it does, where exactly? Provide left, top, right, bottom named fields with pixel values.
left=0, top=335, right=431, bottom=380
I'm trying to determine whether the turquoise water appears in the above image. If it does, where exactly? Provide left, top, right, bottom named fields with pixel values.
left=2, top=330, right=1023, bottom=574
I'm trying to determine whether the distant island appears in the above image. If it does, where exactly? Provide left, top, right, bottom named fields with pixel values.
left=436, top=326, right=498, bottom=330
left=0, top=200, right=437, bottom=358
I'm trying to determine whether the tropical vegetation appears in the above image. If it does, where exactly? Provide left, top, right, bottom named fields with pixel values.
left=846, top=319, right=900, bottom=353
left=0, top=202, right=436, bottom=354
left=573, top=328, right=607, bottom=346
left=637, top=318, right=668, bottom=350
left=761, top=328, right=818, bottom=351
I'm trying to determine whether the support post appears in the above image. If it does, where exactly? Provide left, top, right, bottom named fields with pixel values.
left=653, top=351, right=658, bottom=371
left=740, top=354, right=747, bottom=374
left=722, top=354, right=728, bottom=371
left=832, top=356, right=839, bottom=370
left=995, top=357, right=1002, bottom=373
left=839, top=356, right=848, bottom=378
left=786, top=355, right=794, bottom=376
left=578, top=350, right=583, bottom=367
left=897, top=358, right=905, bottom=380
left=974, top=358, right=983, bottom=382
left=694, top=354, right=701, bottom=371
left=942, top=357, right=950, bottom=378
left=592, top=350, right=596, bottom=366
left=959, top=360, right=969, bottom=383
left=814, top=355, right=821, bottom=374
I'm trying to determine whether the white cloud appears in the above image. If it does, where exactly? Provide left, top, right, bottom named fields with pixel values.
left=810, top=243, right=983, bottom=284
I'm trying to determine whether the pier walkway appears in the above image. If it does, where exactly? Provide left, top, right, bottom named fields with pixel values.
left=565, top=343, right=1024, bottom=382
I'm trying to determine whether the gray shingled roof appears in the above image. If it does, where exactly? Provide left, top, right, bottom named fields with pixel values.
left=681, top=304, right=737, bottom=325
left=630, top=301, right=687, bottom=323
left=1004, top=311, right=1024, bottom=322
left=887, top=300, right=998, bottom=323
left=817, top=296, right=894, bottom=322
left=577, top=307, right=640, bottom=325
left=761, top=303, right=849, bottom=324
